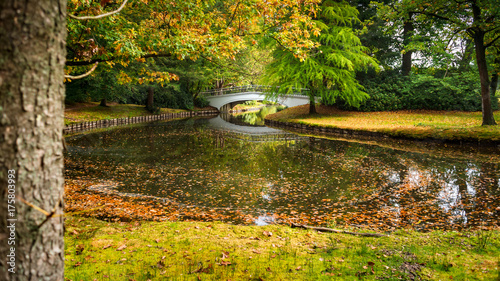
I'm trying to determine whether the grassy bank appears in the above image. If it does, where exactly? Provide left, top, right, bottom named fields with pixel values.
left=266, top=105, right=500, bottom=142
left=64, top=102, right=207, bottom=126
left=65, top=216, right=499, bottom=280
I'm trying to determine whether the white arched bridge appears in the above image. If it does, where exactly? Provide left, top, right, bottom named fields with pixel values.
left=201, top=85, right=315, bottom=112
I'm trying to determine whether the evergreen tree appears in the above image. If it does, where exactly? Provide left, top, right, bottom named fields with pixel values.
left=264, top=0, right=378, bottom=114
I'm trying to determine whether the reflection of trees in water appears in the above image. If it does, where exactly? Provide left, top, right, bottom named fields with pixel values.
left=220, top=106, right=279, bottom=126
left=65, top=120, right=500, bottom=229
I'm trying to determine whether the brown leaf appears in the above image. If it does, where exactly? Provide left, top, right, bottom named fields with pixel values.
left=76, top=244, right=84, bottom=255
left=219, top=260, right=231, bottom=266
left=263, top=231, right=272, bottom=237
left=157, top=260, right=165, bottom=269
left=116, top=244, right=127, bottom=251
left=103, top=244, right=112, bottom=250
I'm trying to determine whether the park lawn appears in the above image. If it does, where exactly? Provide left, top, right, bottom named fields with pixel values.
left=64, top=216, right=499, bottom=281
left=64, top=102, right=189, bottom=126
left=266, top=105, right=500, bottom=141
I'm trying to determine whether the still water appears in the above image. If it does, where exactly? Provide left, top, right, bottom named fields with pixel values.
left=65, top=115, right=499, bottom=231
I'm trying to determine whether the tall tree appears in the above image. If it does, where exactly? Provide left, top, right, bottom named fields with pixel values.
left=395, top=0, right=500, bottom=125
left=0, top=0, right=66, bottom=280
left=264, top=0, right=378, bottom=114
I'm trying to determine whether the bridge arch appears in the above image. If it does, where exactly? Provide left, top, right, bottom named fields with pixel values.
left=204, top=89, right=314, bottom=112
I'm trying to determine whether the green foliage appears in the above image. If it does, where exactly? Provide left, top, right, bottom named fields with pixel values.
left=263, top=0, right=378, bottom=110
left=65, top=65, right=136, bottom=104
left=339, top=72, right=497, bottom=112
left=244, top=100, right=259, bottom=106
left=136, top=85, right=193, bottom=110
left=194, top=96, right=210, bottom=108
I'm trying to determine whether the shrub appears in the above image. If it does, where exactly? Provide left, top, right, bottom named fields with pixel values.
left=194, top=96, right=210, bottom=108
left=337, top=72, right=497, bottom=112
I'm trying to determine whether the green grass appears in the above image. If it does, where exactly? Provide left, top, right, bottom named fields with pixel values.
left=266, top=105, right=500, bottom=141
left=64, top=102, right=189, bottom=126
left=65, top=217, right=500, bottom=280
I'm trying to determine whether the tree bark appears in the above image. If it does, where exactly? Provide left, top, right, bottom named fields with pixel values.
left=99, top=98, right=108, bottom=107
left=471, top=3, right=496, bottom=126
left=147, top=87, right=154, bottom=109
left=472, top=32, right=497, bottom=125
left=490, top=56, right=499, bottom=98
left=402, top=12, right=414, bottom=76
left=459, top=38, right=474, bottom=72
left=0, top=1, right=66, bottom=280
left=309, top=94, right=317, bottom=114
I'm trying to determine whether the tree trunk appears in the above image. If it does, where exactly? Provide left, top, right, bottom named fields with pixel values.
left=0, top=1, right=66, bottom=280
left=490, top=56, right=499, bottom=97
left=309, top=94, right=317, bottom=114
left=459, top=38, right=474, bottom=72
left=147, top=87, right=154, bottom=108
left=402, top=12, right=414, bottom=76
left=99, top=98, right=108, bottom=107
left=472, top=30, right=497, bottom=125
left=491, top=71, right=498, bottom=98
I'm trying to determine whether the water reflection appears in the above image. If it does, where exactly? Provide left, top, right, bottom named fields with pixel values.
left=221, top=106, right=281, bottom=126
left=64, top=117, right=500, bottom=230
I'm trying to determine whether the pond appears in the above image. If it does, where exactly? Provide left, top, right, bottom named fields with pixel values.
left=65, top=116, right=500, bottom=231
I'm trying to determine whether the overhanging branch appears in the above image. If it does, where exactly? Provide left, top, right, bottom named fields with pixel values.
left=65, top=62, right=99, bottom=80
left=66, top=53, right=172, bottom=66
left=69, top=0, right=128, bottom=20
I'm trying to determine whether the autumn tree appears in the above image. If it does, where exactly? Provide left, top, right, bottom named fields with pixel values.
left=65, top=0, right=322, bottom=86
left=0, top=0, right=66, bottom=280
left=264, top=0, right=378, bottom=114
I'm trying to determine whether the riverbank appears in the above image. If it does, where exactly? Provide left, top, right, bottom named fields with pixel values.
left=64, top=102, right=218, bottom=134
left=65, top=216, right=499, bottom=280
left=265, top=105, right=500, bottom=144
left=64, top=102, right=216, bottom=126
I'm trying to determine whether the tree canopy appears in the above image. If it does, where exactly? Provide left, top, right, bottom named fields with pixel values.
left=263, top=0, right=378, bottom=114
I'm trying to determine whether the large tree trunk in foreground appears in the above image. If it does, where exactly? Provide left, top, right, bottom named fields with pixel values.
left=0, top=1, right=66, bottom=280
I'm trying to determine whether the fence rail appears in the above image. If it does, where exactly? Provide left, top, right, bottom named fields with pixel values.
left=200, top=85, right=309, bottom=97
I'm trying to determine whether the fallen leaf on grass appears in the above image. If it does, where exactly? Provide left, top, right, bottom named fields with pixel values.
left=116, top=244, right=127, bottom=251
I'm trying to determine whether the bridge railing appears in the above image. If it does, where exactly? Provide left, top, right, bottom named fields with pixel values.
left=200, top=85, right=309, bottom=97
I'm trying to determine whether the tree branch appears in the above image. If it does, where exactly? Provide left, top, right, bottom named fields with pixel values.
left=290, top=223, right=387, bottom=237
left=66, top=52, right=172, bottom=66
left=485, top=34, right=500, bottom=49
left=69, top=0, right=128, bottom=20
left=65, top=62, right=99, bottom=80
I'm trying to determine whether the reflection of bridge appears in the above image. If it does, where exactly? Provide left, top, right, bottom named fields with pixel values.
left=201, top=85, right=316, bottom=112
left=207, top=115, right=304, bottom=142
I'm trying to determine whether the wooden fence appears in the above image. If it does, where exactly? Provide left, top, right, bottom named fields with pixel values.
left=64, top=110, right=219, bottom=134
